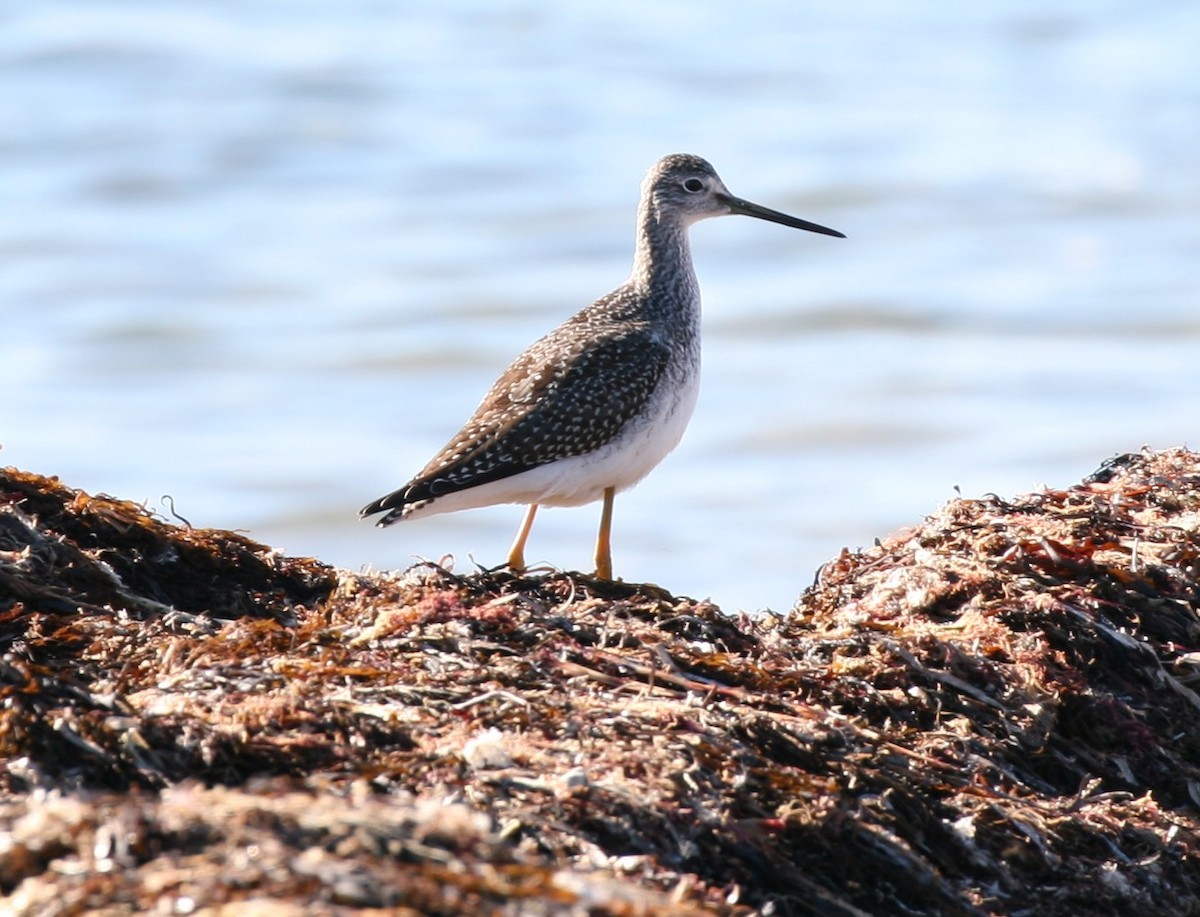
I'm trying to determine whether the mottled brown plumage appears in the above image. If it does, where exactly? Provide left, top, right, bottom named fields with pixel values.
left=364, top=306, right=671, bottom=523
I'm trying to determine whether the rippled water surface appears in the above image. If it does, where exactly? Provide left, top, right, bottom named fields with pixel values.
left=4, top=1, right=1198, bottom=611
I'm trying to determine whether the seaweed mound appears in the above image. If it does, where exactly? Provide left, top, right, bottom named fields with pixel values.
left=2, top=452, right=1199, bottom=915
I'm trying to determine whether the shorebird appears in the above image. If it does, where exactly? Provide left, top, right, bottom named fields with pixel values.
left=361, top=153, right=843, bottom=579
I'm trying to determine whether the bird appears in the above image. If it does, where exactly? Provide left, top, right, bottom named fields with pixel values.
left=360, top=153, right=844, bottom=580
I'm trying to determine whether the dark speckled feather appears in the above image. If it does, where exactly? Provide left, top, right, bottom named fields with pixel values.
left=363, top=304, right=673, bottom=522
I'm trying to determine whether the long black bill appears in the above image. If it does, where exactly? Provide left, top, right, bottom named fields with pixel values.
left=719, top=193, right=845, bottom=238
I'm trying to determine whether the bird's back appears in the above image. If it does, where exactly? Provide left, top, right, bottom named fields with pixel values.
left=361, top=283, right=689, bottom=524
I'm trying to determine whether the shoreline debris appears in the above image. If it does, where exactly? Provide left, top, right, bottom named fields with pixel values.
left=3, top=450, right=1199, bottom=915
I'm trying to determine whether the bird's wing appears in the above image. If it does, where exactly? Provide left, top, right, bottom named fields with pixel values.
left=361, top=320, right=671, bottom=518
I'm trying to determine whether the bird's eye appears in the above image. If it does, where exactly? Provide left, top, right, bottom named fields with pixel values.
left=683, top=178, right=704, bottom=192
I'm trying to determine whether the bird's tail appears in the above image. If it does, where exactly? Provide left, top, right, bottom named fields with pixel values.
left=359, top=489, right=408, bottom=527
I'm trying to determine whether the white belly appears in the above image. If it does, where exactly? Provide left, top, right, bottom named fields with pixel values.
left=404, top=366, right=700, bottom=520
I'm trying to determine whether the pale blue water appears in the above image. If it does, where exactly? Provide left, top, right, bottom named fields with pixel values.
left=3, top=1, right=1198, bottom=612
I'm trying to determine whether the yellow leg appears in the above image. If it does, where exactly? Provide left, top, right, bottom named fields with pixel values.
left=507, top=504, right=538, bottom=574
left=593, top=486, right=615, bottom=580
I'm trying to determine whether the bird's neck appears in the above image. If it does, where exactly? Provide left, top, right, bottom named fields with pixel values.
left=630, top=204, right=700, bottom=319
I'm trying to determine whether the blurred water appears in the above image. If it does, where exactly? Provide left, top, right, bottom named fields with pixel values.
left=2, top=1, right=1198, bottom=612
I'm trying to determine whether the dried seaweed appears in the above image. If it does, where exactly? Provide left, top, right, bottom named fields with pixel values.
left=2, top=453, right=1199, bottom=915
